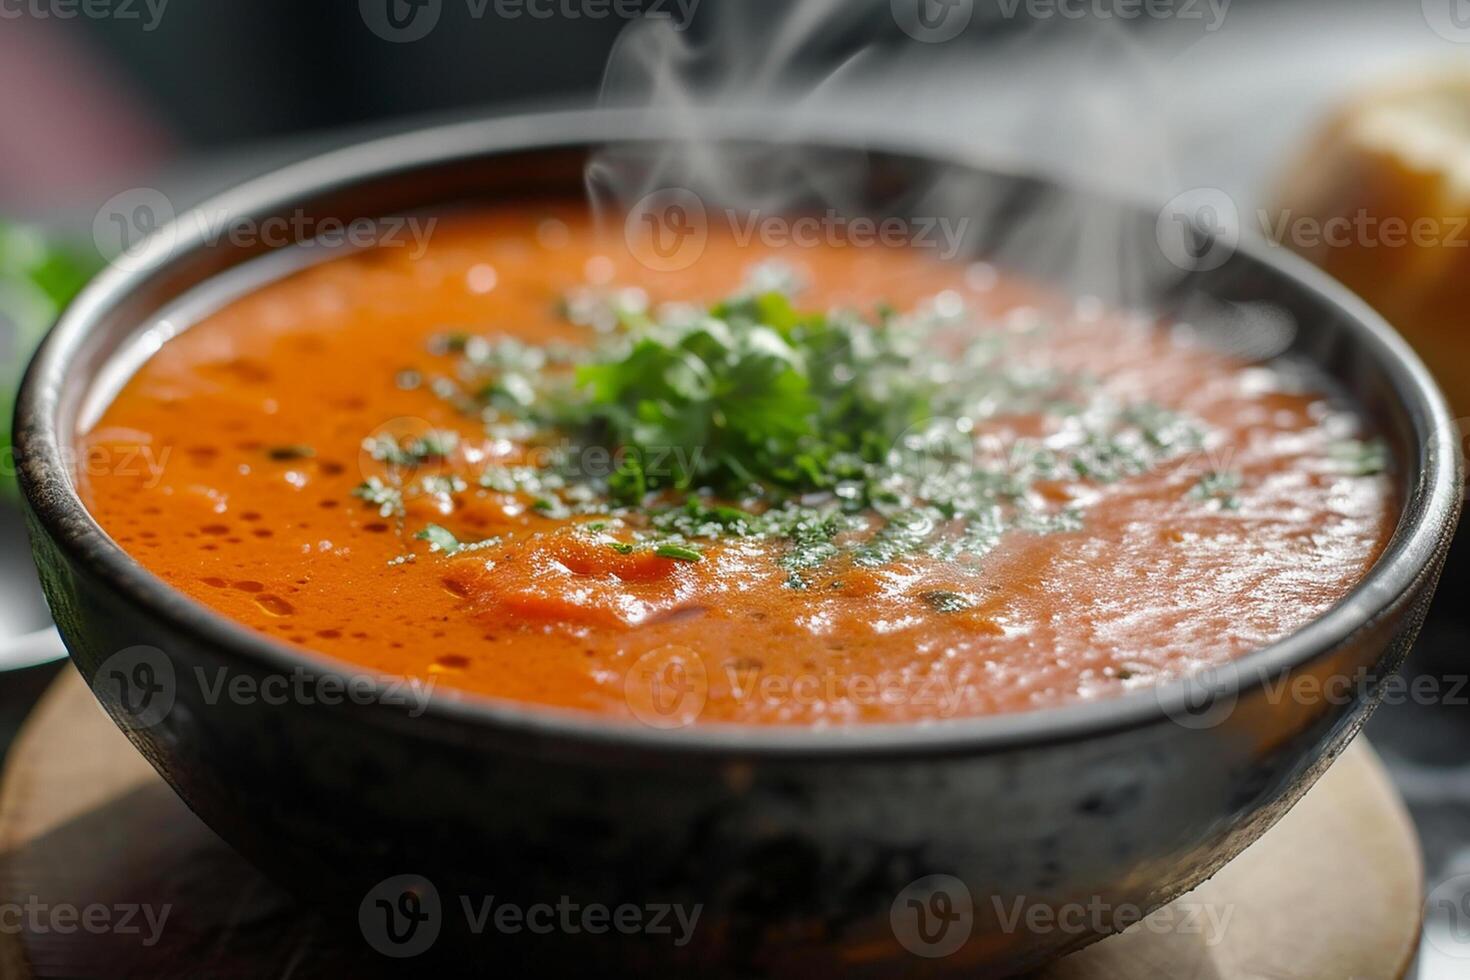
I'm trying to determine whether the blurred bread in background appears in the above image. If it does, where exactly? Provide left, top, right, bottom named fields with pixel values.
left=1272, top=70, right=1470, bottom=415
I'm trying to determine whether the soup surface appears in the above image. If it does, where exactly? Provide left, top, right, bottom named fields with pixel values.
left=78, top=206, right=1395, bottom=725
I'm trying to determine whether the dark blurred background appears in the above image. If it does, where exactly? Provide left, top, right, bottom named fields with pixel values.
left=3, top=0, right=954, bottom=163
left=5, top=0, right=904, bottom=213
left=0, top=0, right=1377, bottom=213
left=1, top=0, right=1449, bottom=223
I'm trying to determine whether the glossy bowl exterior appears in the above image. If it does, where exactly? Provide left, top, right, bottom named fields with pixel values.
left=14, top=110, right=1462, bottom=976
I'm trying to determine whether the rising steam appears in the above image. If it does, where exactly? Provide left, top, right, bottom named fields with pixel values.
left=584, top=0, right=1296, bottom=358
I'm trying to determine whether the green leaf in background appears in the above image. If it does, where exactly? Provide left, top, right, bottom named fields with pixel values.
left=0, top=221, right=101, bottom=494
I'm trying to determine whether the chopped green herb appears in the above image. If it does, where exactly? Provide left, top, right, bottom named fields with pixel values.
left=479, top=464, right=563, bottom=496
left=420, top=474, right=467, bottom=496
left=416, top=523, right=463, bottom=554
left=651, top=496, right=760, bottom=537
left=855, top=510, right=935, bottom=568
left=607, top=451, right=648, bottom=505
left=552, top=290, right=947, bottom=499
left=774, top=509, right=847, bottom=589
left=414, top=523, right=498, bottom=556
left=1189, top=469, right=1242, bottom=510
left=1014, top=506, right=1084, bottom=535
left=358, top=283, right=1215, bottom=584
left=654, top=543, right=704, bottom=562
left=532, top=495, right=570, bottom=519
left=433, top=332, right=473, bottom=355
left=920, top=590, right=972, bottom=613
left=364, top=430, right=458, bottom=468
left=353, top=478, right=404, bottom=518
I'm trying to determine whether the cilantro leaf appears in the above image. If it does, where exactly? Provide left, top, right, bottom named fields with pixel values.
left=654, top=543, right=704, bottom=562
left=415, top=523, right=464, bottom=554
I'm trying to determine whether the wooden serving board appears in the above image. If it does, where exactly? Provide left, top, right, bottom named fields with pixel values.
left=0, top=670, right=1424, bottom=979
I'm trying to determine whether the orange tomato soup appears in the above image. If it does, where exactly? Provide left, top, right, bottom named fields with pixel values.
left=77, top=206, right=1396, bottom=725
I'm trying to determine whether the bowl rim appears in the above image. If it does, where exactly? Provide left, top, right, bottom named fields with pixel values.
left=14, top=107, right=1463, bottom=757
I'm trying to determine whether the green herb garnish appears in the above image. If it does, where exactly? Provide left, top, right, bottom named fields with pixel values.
left=555, top=291, right=939, bottom=502
left=364, top=430, right=458, bottom=468
left=920, top=590, right=972, bottom=613
left=414, top=523, right=498, bottom=556
left=353, top=477, right=404, bottom=518
left=365, top=272, right=1212, bottom=584
left=654, top=543, right=704, bottom=562
left=416, top=523, right=463, bottom=554
left=1189, top=469, right=1242, bottom=511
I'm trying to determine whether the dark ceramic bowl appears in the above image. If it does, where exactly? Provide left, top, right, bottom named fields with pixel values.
left=12, top=110, right=1463, bottom=976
